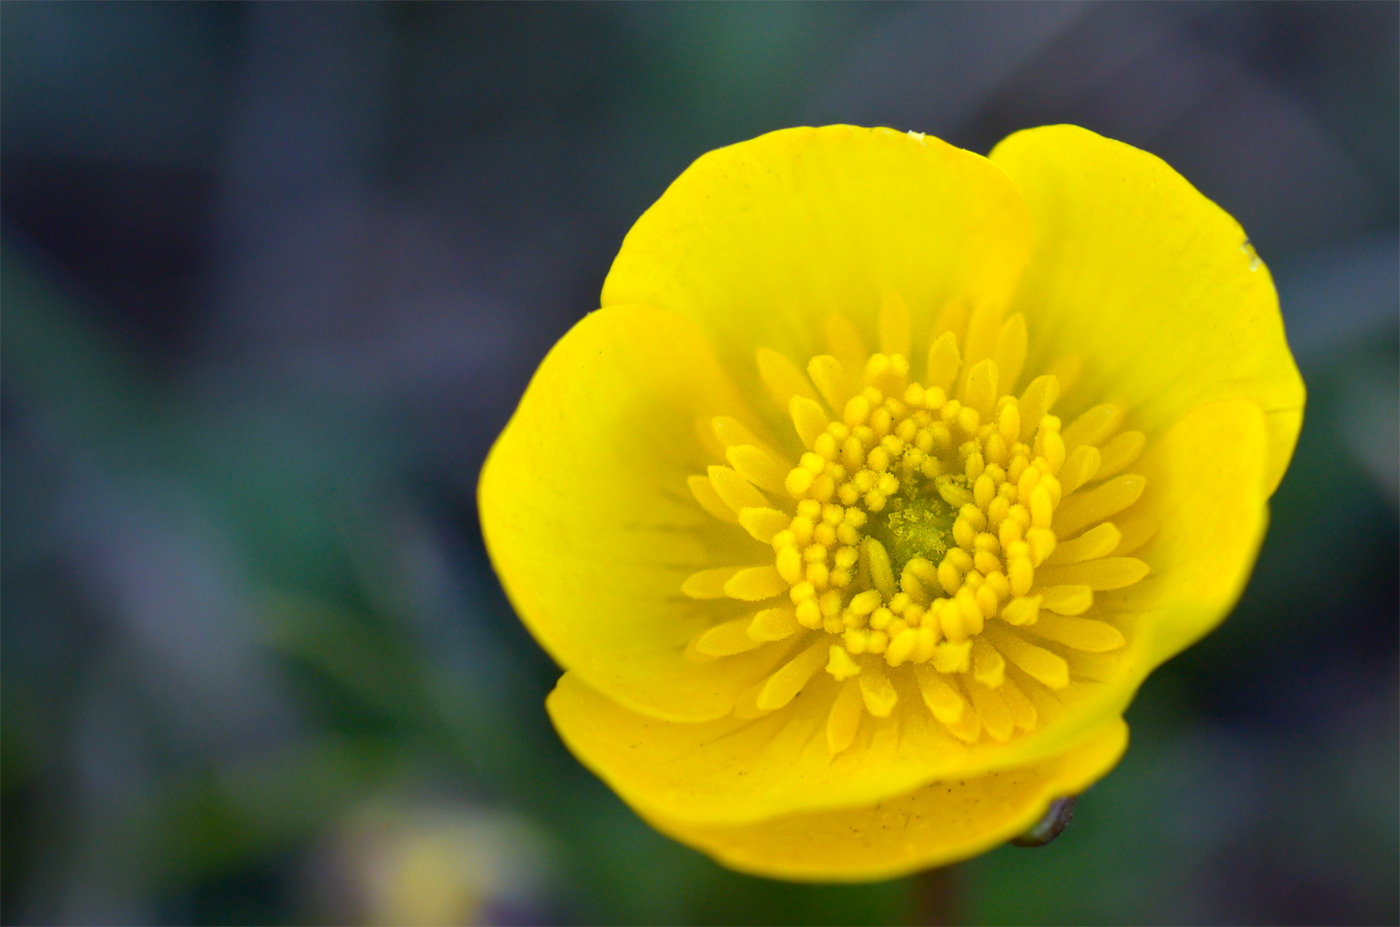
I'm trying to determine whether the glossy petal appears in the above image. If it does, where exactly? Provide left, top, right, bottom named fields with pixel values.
left=990, top=125, right=1305, bottom=493
left=1111, top=397, right=1272, bottom=667
left=1009, top=399, right=1273, bottom=732
left=603, top=125, right=1031, bottom=377
left=638, top=717, right=1128, bottom=882
left=480, top=305, right=790, bottom=722
left=549, top=669, right=1121, bottom=826
left=484, top=125, right=1305, bottom=881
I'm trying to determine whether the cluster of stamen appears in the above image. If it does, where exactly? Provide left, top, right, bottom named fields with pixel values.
left=775, top=348, right=1072, bottom=683
left=684, top=302, right=1152, bottom=752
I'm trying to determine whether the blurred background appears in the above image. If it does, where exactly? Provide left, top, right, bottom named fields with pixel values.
left=3, top=3, right=1396, bottom=924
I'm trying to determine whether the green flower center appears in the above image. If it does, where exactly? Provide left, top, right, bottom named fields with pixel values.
left=866, top=487, right=957, bottom=577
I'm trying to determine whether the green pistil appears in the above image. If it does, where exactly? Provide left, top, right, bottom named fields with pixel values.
left=868, top=484, right=959, bottom=575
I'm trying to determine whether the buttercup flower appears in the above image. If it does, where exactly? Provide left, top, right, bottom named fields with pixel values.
left=480, top=125, right=1304, bottom=880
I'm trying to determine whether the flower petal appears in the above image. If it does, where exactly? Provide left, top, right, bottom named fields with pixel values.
left=990, top=125, right=1304, bottom=494
left=480, top=304, right=789, bottom=722
left=998, top=400, right=1272, bottom=742
left=1109, top=397, right=1273, bottom=667
left=549, top=668, right=1124, bottom=826
left=545, top=401, right=1271, bottom=825
left=636, top=717, right=1127, bottom=882
left=602, top=125, right=1031, bottom=375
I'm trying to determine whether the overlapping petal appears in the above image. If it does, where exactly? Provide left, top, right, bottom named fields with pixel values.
left=636, top=717, right=1127, bottom=882
left=480, top=304, right=789, bottom=722
left=549, top=669, right=1118, bottom=826
left=1100, top=397, right=1272, bottom=669
left=545, top=397, right=1270, bottom=827
left=602, top=125, right=1032, bottom=382
left=481, top=124, right=1303, bottom=880
left=990, top=125, right=1305, bottom=492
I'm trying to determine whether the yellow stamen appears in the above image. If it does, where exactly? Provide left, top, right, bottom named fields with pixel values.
left=748, top=607, right=801, bottom=641
left=757, top=347, right=819, bottom=408
left=692, top=618, right=764, bottom=657
left=1046, top=522, right=1122, bottom=564
left=682, top=566, right=742, bottom=599
left=727, top=445, right=788, bottom=495
left=879, top=292, right=911, bottom=358
left=965, top=678, right=1014, bottom=742
left=684, top=304, right=1154, bottom=741
left=688, top=474, right=738, bottom=524
left=1036, top=557, right=1149, bottom=591
left=808, top=355, right=850, bottom=410
left=826, top=679, right=865, bottom=754
left=756, top=642, right=828, bottom=711
left=709, top=464, right=768, bottom=513
left=858, top=664, right=898, bottom=717
left=999, top=676, right=1038, bottom=731
left=724, top=566, right=787, bottom=601
left=994, top=314, right=1028, bottom=392
left=1029, top=613, right=1126, bottom=653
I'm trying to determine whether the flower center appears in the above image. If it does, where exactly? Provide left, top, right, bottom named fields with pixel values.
left=772, top=348, right=1076, bottom=679
left=682, top=302, right=1152, bottom=751
left=865, top=487, right=956, bottom=578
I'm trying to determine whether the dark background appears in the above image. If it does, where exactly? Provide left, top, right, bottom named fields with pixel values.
left=3, top=3, right=1396, bottom=924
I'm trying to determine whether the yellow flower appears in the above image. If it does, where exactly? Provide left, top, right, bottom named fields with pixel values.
left=479, top=125, right=1304, bottom=881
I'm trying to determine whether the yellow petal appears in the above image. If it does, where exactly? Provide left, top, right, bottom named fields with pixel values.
left=548, top=669, right=1131, bottom=826
left=632, top=718, right=1128, bottom=882
left=990, top=125, right=1304, bottom=494
left=603, top=126, right=1031, bottom=376
left=1115, top=398, right=1273, bottom=664
left=481, top=305, right=776, bottom=722
left=998, top=401, right=1272, bottom=749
